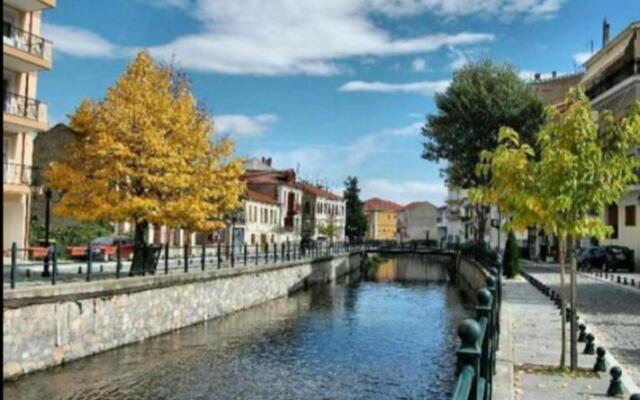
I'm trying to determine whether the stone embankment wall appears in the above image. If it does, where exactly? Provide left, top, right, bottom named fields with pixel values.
left=456, top=256, right=490, bottom=300
left=3, top=253, right=363, bottom=379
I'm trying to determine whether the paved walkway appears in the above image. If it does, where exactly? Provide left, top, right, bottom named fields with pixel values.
left=500, top=273, right=636, bottom=399
left=522, top=261, right=640, bottom=387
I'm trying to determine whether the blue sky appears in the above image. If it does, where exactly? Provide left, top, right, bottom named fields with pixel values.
left=38, top=0, right=639, bottom=205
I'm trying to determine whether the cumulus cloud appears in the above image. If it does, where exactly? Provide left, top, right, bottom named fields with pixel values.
left=339, top=79, right=450, bottom=95
left=42, top=23, right=120, bottom=58
left=572, top=51, right=593, bottom=65
left=360, top=178, right=446, bottom=206
left=412, top=57, right=427, bottom=72
left=213, top=114, right=278, bottom=137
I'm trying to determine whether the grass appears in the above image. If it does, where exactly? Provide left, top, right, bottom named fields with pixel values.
left=515, top=364, right=599, bottom=378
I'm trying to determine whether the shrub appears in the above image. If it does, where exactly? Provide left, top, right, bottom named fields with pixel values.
left=503, top=230, right=520, bottom=278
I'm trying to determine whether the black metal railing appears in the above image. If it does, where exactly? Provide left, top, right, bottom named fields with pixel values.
left=3, top=22, right=52, bottom=61
left=4, top=240, right=395, bottom=289
left=451, top=265, right=502, bottom=400
left=4, top=91, right=48, bottom=122
left=3, top=162, right=33, bottom=185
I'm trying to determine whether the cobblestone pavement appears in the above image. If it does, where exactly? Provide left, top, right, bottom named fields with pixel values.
left=522, top=261, right=640, bottom=387
left=502, top=275, right=634, bottom=399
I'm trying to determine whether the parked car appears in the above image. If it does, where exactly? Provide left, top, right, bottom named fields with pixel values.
left=601, top=245, right=634, bottom=272
left=578, top=245, right=634, bottom=271
left=67, top=236, right=135, bottom=261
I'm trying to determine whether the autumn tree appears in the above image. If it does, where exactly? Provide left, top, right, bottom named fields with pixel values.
left=46, top=51, right=245, bottom=274
left=343, top=176, right=367, bottom=242
left=474, top=88, right=640, bottom=370
left=422, top=60, right=546, bottom=244
left=318, top=220, right=339, bottom=243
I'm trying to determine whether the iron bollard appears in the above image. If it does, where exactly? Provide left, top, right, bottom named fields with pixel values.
left=255, top=243, right=259, bottom=265
left=78, top=266, right=82, bottom=274
left=217, top=242, right=222, bottom=269
left=201, top=244, right=206, bottom=271
left=231, top=244, right=235, bottom=268
left=584, top=333, right=595, bottom=354
left=607, top=366, right=623, bottom=397
left=87, top=243, right=93, bottom=282
left=10, top=242, right=16, bottom=289
left=618, top=276, right=621, bottom=283
left=624, top=277, right=628, bottom=285
left=273, top=243, right=277, bottom=263
left=629, top=394, right=640, bottom=400
left=578, top=323, right=587, bottom=342
left=116, top=242, right=122, bottom=278
left=244, top=244, right=247, bottom=266
left=164, top=243, right=169, bottom=275
left=26, top=269, right=31, bottom=278
left=594, top=347, right=607, bottom=372
left=184, top=243, right=189, bottom=273
left=281, top=243, right=285, bottom=261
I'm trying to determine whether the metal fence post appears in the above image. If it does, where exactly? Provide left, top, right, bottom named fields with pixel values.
left=281, top=242, right=285, bottom=261
left=287, top=241, right=290, bottom=261
left=51, top=245, right=57, bottom=286
left=10, top=243, right=17, bottom=289
left=264, top=243, right=268, bottom=264
left=244, top=244, right=247, bottom=266
left=231, top=244, right=235, bottom=268
left=255, top=243, right=259, bottom=265
left=116, top=242, right=122, bottom=278
left=184, top=243, right=189, bottom=273
left=273, top=242, right=277, bottom=263
left=164, top=242, right=169, bottom=275
left=87, top=242, right=93, bottom=282
left=217, top=242, right=222, bottom=269
left=456, top=319, right=481, bottom=400
left=201, top=243, right=206, bottom=271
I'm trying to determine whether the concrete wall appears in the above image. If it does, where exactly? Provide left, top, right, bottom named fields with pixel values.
left=457, top=256, right=490, bottom=301
left=3, top=253, right=364, bottom=379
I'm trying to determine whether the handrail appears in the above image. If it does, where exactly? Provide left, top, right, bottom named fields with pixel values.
left=4, top=91, right=48, bottom=122
left=2, top=22, right=52, bottom=61
left=451, top=261, right=502, bottom=400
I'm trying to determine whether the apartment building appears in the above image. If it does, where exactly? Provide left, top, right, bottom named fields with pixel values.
left=582, top=19, right=640, bottom=268
left=363, top=197, right=402, bottom=240
left=3, top=0, right=54, bottom=253
left=240, top=189, right=282, bottom=247
left=299, top=181, right=346, bottom=242
left=397, top=201, right=438, bottom=242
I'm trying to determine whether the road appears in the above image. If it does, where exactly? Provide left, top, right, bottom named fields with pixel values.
left=522, top=261, right=640, bottom=386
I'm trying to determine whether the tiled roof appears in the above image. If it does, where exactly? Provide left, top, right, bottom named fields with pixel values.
left=245, top=189, right=278, bottom=205
left=364, top=197, right=403, bottom=212
left=297, top=181, right=343, bottom=200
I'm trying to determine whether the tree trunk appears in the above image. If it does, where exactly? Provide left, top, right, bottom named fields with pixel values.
left=476, top=204, right=488, bottom=245
left=130, top=220, right=149, bottom=276
left=569, top=234, right=578, bottom=371
left=558, top=236, right=567, bottom=369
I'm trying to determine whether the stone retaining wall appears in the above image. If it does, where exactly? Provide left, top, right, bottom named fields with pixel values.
left=3, top=253, right=363, bottom=379
left=457, top=256, right=490, bottom=300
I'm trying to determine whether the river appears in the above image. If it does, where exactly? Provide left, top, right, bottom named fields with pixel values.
left=4, top=255, right=469, bottom=400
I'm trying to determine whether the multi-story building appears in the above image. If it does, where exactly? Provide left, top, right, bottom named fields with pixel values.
left=363, top=197, right=402, bottom=240
left=239, top=189, right=282, bottom=247
left=243, top=158, right=303, bottom=243
left=397, top=201, right=439, bottom=242
left=581, top=19, right=640, bottom=268
left=3, top=0, right=54, bottom=254
left=299, top=181, right=346, bottom=242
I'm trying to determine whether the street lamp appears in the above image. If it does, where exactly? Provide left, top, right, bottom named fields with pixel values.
left=36, top=183, right=52, bottom=277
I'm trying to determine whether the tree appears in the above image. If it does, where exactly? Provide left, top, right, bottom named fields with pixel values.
left=343, top=176, right=367, bottom=241
left=46, top=51, right=245, bottom=274
left=502, top=230, right=520, bottom=278
left=318, top=220, right=339, bottom=243
left=422, top=59, right=546, bottom=244
left=474, top=87, right=640, bottom=370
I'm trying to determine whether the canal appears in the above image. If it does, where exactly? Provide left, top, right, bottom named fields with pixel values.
left=4, top=255, right=469, bottom=400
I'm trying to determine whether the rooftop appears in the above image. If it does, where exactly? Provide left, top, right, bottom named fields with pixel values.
left=297, top=181, right=343, bottom=201
left=364, top=197, right=403, bottom=212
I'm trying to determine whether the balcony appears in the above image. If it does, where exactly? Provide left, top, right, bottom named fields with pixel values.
left=3, top=162, right=33, bottom=193
left=4, top=0, right=55, bottom=12
left=3, top=23, right=53, bottom=71
left=3, top=92, right=48, bottom=132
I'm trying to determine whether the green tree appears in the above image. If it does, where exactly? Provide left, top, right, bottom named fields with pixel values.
left=318, top=220, right=339, bottom=243
left=474, top=87, right=640, bottom=370
left=502, top=230, right=520, bottom=278
left=422, top=59, right=546, bottom=244
left=343, top=176, right=367, bottom=241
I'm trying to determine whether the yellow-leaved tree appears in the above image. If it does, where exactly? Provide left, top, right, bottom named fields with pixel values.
left=46, top=51, right=245, bottom=274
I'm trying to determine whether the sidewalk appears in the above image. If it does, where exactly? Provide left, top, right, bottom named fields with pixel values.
left=499, top=275, right=634, bottom=399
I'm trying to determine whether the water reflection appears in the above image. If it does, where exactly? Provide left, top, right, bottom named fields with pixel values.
left=4, top=256, right=467, bottom=400
left=370, top=255, right=449, bottom=283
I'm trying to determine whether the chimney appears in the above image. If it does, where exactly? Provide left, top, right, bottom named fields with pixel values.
left=552, top=71, right=557, bottom=78
left=602, top=18, right=610, bottom=47
left=534, top=73, right=541, bottom=81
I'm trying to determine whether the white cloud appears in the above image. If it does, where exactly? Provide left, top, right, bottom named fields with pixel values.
left=572, top=51, right=593, bottom=65
left=408, top=112, right=424, bottom=118
left=339, top=79, right=450, bottom=95
left=412, top=57, right=427, bottom=72
left=449, top=47, right=471, bottom=70
left=42, top=23, right=120, bottom=58
left=213, top=114, right=278, bottom=137
left=360, top=178, right=446, bottom=206
left=368, top=0, right=566, bottom=19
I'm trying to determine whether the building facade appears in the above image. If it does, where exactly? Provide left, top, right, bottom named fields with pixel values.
left=3, top=0, right=54, bottom=254
left=299, top=181, right=346, bottom=242
left=582, top=20, right=640, bottom=268
left=397, top=201, right=439, bottom=241
left=363, top=197, right=402, bottom=240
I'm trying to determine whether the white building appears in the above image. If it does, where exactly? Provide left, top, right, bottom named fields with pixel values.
left=299, top=181, right=346, bottom=241
left=397, top=201, right=439, bottom=241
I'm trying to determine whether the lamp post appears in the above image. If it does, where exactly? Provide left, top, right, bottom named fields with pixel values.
left=40, top=186, right=52, bottom=277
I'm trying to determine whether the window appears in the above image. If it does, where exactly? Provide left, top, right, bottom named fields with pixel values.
left=606, top=203, right=619, bottom=239
left=625, top=205, right=636, bottom=226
